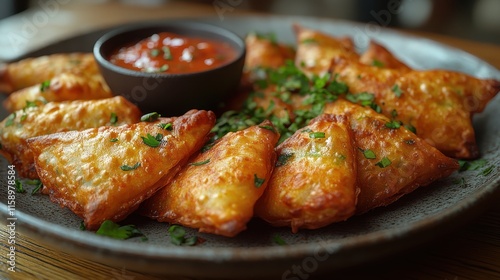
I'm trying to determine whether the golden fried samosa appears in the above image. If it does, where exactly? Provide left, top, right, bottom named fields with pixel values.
left=27, top=110, right=215, bottom=229
left=0, top=53, right=98, bottom=94
left=359, top=41, right=411, bottom=71
left=141, top=120, right=279, bottom=237
left=0, top=96, right=141, bottom=179
left=294, top=24, right=359, bottom=76
left=255, top=114, right=358, bottom=232
left=244, top=32, right=295, bottom=71
left=4, top=72, right=112, bottom=112
left=332, top=57, right=499, bottom=158
left=324, top=100, right=459, bottom=213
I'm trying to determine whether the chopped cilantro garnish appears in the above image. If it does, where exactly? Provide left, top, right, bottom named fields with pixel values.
left=309, top=131, right=325, bottom=139
left=253, top=32, right=278, bottom=45
left=23, top=179, right=43, bottom=195
left=301, top=38, right=318, bottom=44
left=168, top=225, right=197, bottom=246
left=375, top=157, right=392, bottom=168
left=481, top=165, right=493, bottom=176
left=96, top=220, right=144, bottom=240
left=80, top=221, right=86, bottom=231
left=5, top=113, right=16, bottom=127
left=142, top=133, right=163, bottom=148
left=158, top=123, right=173, bottom=130
left=150, top=48, right=160, bottom=57
left=141, top=112, right=161, bottom=122
left=458, top=159, right=487, bottom=172
left=273, top=234, right=287, bottom=245
left=385, top=120, right=401, bottom=129
left=158, top=64, right=169, bottom=72
left=254, top=174, right=265, bottom=188
left=40, top=80, right=51, bottom=92
left=25, top=100, right=38, bottom=108
left=189, top=159, right=210, bottom=166
left=14, top=180, right=26, bottom=193
left=110, top=138, right=118, bottom=142
left=361, top=149, right=376, bottom=159
left=259, top=124, right=276, bottom=133
left=110, top=112, right=118, bottom=125
left=392, top=84, right=403, bottom=97
left=405, top=124, right=417, bottom=134
left=346, top=92, right=381, bottom=113
left=120, top=162, right=140, bottom=171
left=372, top=59, right=385, bottom=68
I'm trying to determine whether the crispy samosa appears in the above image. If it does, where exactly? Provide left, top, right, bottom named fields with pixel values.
left=0, top=96, right=141, bottom=178
left=359, top=41, right=411, bottom=71
left=331, top=56, right=499, bottom=158
left=244, top=32, right=295, bottom=71
left=255, top=114, right=358, bottom=232
left=294, top=24, right=359, bottom=76
left=324, top=100, right=459, bottom=213
left=27, top=110, right=215, bottom=229
left=0, top=53, right=98, bottom=94
left=141, top=120, right=279, bottom=237
left=3, top=72, right=112, bottom=112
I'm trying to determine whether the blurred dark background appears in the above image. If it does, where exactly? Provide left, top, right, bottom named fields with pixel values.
left=1, top=0, right=499, bottom=45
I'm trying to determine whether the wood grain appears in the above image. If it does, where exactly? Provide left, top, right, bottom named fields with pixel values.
left=0, top=1, right=499, bottom=279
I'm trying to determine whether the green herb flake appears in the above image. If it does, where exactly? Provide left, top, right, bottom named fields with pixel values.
left=392, top=84, right=403, bottom=97
left=273, top=234, right=287, bottom=245
left=5, top=113, right=16, bottom=127
left=20, top=113, right=27, bottom=122
left=480, top=165, right=493, bottom=176
left=189, top=159, right=210, bottom=166
left=405, top=124, right=417, bottom=134
left=141, top=112, right=161, bottom=122
left=301, top=38, right=318, bottom=44
left=110, top=138, right=119, bottom=142
left=458, top=159, right=487, bottom=172
left=259, top=124, right=276, bottom=133
left=254, top=174, right=265, bottom=188
left=142, top=133, right=163, bottom=148
left=276, top=153, right=294, bottom=167
left=158, top=64, right=169, bottom=72
left=120, top=162, right=140, bottom=171
left=385, top=120, right=401, bottom=129
left=309, top=131, right=325, bottom=139
left=40, top=80, right=51, bottom=92
left=110, top=112, right=118, bottom=125
left=162, top=46, right=172, bottom=60
left=158, top=123, right=173, bottom=130
left=24, top=179, right=43, bottom=195
left=25, top=100, right=38, bottom=108
left=375, top=157, right=392, bottom=168
left=150, top=48, right=160, bottom=57
left=14, top=180, right=26, bottom=193
left=96, top=220, right=145, bottom=240
left=372, top=59, right=385, bottom=68
left=168, top=225, right=197, bottom=246
left=362, top=149, right=377, bottom=159
left=391, top=109, right=398, bottom=119
left=80, top=221, right=86, bottom=231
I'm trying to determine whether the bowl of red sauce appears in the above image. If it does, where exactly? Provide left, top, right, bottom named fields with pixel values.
left=93, top=21, right=245, bottom=116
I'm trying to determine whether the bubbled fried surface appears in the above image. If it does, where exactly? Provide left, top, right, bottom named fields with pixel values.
left=255, top=114, right=358, bottom=232
left=27, top=110, right=215, bottom=230
left=0, top=53, right=99, bottom=94
left=359, top=41, right=411, bottom=71
left=324, top=100, right=459, bottom=214
left=332, top=57, right=499, bottom=159
left=140, top=120, right=279, bottom=237
left=3, top=72, right=112, bottom=112
left=0, top=96, right=141, bottom=179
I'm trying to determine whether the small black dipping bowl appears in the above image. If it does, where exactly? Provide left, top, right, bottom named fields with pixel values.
left=93, top=21, right=246, bottom=116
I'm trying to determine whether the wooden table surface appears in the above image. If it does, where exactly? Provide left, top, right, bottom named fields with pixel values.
left=0, top=1, right=499, bottom=279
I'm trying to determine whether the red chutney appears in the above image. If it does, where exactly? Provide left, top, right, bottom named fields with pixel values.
left=109, top=32, right=237, bottom=74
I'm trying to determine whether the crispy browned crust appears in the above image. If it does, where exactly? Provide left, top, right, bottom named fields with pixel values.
left=255, top=114, right=358, bottom=232
left=244, top=33, right=295, bottom=71
left=27, top=110, right=215, bottom=230
left=324, top=100, right=459, bottom=213
left=0, top=53, right=99, bottom=94
left=331, top=56, right=499, bottom=158
left=3, top=72, right=112, bottom=112
left=360, top=41, right=411, bottom=71
left=141, top=120, right=279, bottom=237
left=293, top=24, right=359, bottom=76
left=0, top=96, right=141, bottom=179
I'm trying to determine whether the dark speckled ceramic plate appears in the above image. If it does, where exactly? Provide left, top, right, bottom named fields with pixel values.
left=0, top=16, right=499, bottom=279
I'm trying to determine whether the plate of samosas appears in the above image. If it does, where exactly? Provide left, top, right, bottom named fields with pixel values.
left=0, top=16, right=499, bottom=278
